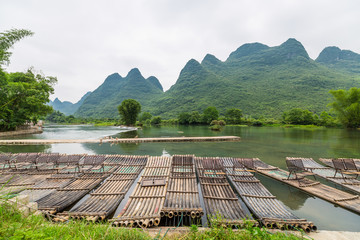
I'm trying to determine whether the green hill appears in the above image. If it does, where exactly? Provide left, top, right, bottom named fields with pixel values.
left=75, top=68, right=163, bottom=118
left=74, top=39, right=360, bottom=119
left=316, top=46, right=360, bottom=74
left=150, top=39, right=360, bottom=118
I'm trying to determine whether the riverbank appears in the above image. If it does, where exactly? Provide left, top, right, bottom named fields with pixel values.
left=0, top=126, right=43, bottom=137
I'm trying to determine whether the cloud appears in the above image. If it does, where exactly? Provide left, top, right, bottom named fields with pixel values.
left=1, top=0, right=360, bottom=102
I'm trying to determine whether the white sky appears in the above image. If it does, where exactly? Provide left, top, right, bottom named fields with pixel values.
left=1, top=0, right=360, bottom=103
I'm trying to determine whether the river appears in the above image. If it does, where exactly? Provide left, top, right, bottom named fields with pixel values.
left=1, top=124, right=360, bottom=231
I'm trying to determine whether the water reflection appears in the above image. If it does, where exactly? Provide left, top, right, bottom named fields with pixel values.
left=256, top=174, right=308, bottom=211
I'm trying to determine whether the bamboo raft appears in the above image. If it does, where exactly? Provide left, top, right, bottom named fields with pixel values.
left=36, top=172, right=109, bottom=214
left=195, top=157, right=254, bottom=227
left=222, top=157, right=316, bottom=232
left=0, top=136, right=241, bottom=145
left=162, top=155, right=203, bottom=225
left=112, top=156, right=172, bottom=228
left=287, top=157, right=360, bottom=195
left=243, top=158, right=360, bottom=215
left=56, top=155, right=147, bottom=222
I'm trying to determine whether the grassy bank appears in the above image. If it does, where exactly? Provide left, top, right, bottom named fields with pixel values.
left=0, top=199, right=305, bottom=240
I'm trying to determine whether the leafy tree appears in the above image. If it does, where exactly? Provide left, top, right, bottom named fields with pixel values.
left=225, top=108, right=243, bottom=124
left=139, top=112, right=152, bottom=123
left=282, top=108, right=315, bottom=125
left=203, top=106, right=219, bottom=124
left=189, top=111, right=202, bottom=124
left=178, top=112, right=191, bottom=125
left=1, top=69, right=56, bottom=131
left=117, top=99, right=141, bottom=126
left=151, top=116, right=162, bottom=125
left=329, top=87, right=360, bottom=128
left=319, top=111, right=335, bottom=127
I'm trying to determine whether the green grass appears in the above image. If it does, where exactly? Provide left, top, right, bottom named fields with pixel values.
left=0, top=199, right=304, bottom=240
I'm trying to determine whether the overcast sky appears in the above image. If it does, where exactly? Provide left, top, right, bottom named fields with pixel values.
left=1, top=0, right=359, bottom=103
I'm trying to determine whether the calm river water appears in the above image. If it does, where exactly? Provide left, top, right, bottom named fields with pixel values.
left=1, top=124, right=360, bottom=231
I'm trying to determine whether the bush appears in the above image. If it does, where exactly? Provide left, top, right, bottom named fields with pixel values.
left=151, top=116, right=162, bottom=125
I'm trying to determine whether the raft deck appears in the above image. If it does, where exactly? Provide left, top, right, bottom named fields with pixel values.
left=221, top=157, right=316, bottom=232
left=56, top=155, right=147, bottom=222
left=195, top=157, right=254, bottom=227
left=244, top=158, right=360, bottom=215
left=162, top=155, right=203, bottom=225
left=111, top=156, right=172, bottom=228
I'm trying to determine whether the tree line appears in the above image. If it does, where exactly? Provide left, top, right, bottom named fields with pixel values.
left=116, top=87, right=360, bottom=129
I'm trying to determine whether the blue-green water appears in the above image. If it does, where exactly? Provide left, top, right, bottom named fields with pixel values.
left=1, top=124, right=360, bottom=231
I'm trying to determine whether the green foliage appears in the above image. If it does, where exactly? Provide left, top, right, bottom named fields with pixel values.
left=0, top=29, right=34, bottom=67
left=150, top=116, right=162, bottom=125
left=203, top=106, right=219, bottom=124
left=225, top=108, right=243, bottom=124
left=329, top=87, right=360, bottom=128
left=189, top=111, right=202, bottom=124
left=282, top=108, right=316, bottom=125
left=0, top=69, right=56, bottom=131
left=178, top=112, right=191, bottom=125
left=0, top=200, right=150, bottom=240
left=139, top=112, right=152, bottom=123
left=117, top=99, right=141, bottom=126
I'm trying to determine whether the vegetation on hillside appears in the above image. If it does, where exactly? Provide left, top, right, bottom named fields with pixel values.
left=0, top=29, right=56, bottom=131
left=73, top=39, right=360, bottom=119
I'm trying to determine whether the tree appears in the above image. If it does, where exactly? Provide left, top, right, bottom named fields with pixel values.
left=282, top=108, right=315, bottom=125
left=139, top=112, right=152, bottom=123
left=189, top=111, right=202, bottom=124
left=151, top=116, right=162, bottom=125
left=329, top=87, right=360, bottom=128
left=1, top=69, right=56, bottom=131
left=0, top=29, right=55, bottom=131
left=225, top=108, right=243, bottom=124
left=178, top=112, right=191, bottom=125
left=117, top=99, right=141, bottom=126
left=202, top=106, right=219, bottom=124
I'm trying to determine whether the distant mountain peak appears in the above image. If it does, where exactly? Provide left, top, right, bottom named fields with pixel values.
left=183, top=59, right=202, bottom=71
left=227, top=42, right=269, bottom=61
left=279, top=38, right=309, bottom=59
left=201, top=54, right=221, bottom=65
left=316, top=46, right=360, bottom=64
left=147, top=76, right=163, bottom=91
left=126, top=68, right=142, bottom=78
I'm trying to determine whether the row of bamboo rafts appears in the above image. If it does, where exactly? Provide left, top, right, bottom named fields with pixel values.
left=287, top=157, right=360, bottom=194
left=36, top=172, right=110, bottom=214
left=55, top=156, right=148, bottom=222
left=34, top=155, right=147, bottom=215
left=111, top=156, right=172, bottom=228
left=162, top=155, right=204, bottom=221
left=194, top=157, right=255, bottom=227
left=221, top=157, right=316, bottom=232
left=0, top=153, right=113, bottom=198
left=244, top=158, right=360, bottom=214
